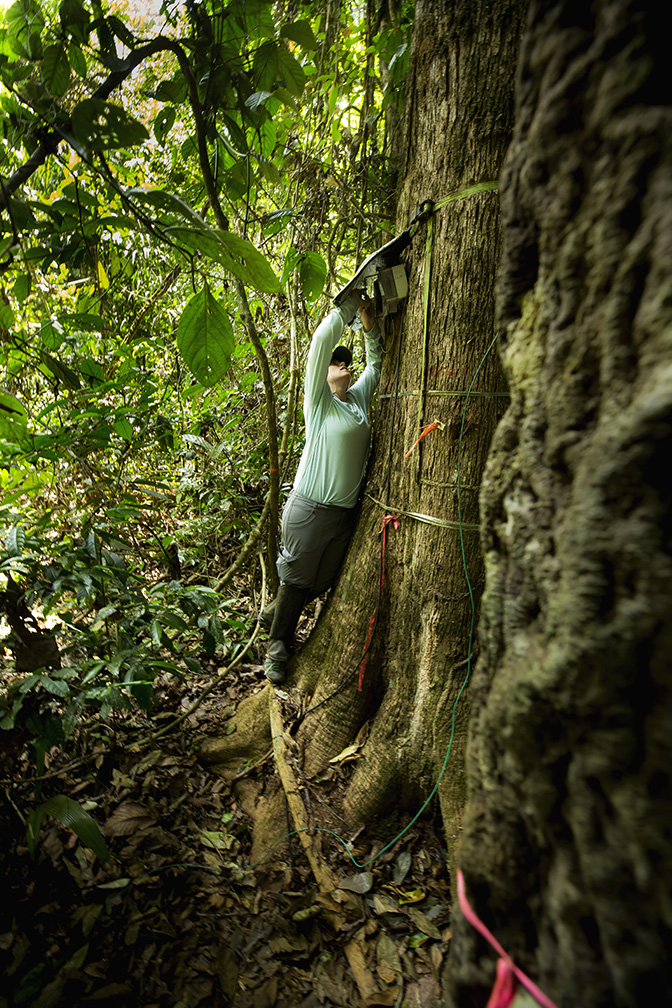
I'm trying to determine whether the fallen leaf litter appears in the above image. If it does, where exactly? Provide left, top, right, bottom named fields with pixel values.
left=1, top=657, right=452, bottom=1007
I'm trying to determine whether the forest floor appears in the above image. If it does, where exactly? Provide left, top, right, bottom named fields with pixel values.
left=0, top=635, right=452, bottom=1008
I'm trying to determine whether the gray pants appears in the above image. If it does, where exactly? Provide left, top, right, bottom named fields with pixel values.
left=276, top=492, right=358, bottom=594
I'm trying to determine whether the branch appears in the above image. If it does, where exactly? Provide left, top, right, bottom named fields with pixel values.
left=1, top=37, right=183, bottom=211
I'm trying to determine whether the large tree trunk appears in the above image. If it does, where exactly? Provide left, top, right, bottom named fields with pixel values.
left=295, top=0, right=526, bottom=850
left=447, top=2, right=672, bottom=1006
left=202, top=0, right=527, bottom=866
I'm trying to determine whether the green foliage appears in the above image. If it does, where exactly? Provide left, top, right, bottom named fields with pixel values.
left=27, top=793, right=108, bottom=859
left=70, top=98, right=149, bottom=152
left=0, top=0, right=415, bottom=764
left=176, top=284, right=235, bottom=386
left=300, top=251, right=327, bottom=303
left=0, top=508, right=253, bottom=757
left=0, top=391, right=28, bottom=443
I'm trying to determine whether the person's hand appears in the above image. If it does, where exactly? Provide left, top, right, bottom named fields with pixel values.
left=356, top=292, right=376, bottom=332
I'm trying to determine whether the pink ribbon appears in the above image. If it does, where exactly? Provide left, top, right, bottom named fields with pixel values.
left=457, top=869, right=559, bottom=1008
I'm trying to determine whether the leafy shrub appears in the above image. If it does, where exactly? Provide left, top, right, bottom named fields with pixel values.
left=0, top=514, right=252, bottom=765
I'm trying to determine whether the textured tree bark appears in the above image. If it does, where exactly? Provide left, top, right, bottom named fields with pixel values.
left=202, top=0, right=527, bottom=868
left=447, top=2, right=672, bottom=1006
left=292, top=0, right=526, bottom=860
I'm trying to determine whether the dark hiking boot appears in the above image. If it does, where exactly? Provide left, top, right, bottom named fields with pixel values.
left=264, top=640, right=290, bottom=684
left=263, top=584, right=308, bottom=684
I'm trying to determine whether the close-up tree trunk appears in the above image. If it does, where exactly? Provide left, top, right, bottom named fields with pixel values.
left=446, top=2, right=672, bottom=1006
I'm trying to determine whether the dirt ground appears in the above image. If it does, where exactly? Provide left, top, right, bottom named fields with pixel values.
left=0, top=650, right=452, bottom=1008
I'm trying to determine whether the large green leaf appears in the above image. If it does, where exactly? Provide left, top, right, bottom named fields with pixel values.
left=222, top=161, right=251, bottom=201
left=42, top=43, right=71, bottom=96
left=0, top=391, right=28, bottom=442
left=165, top=226, right=282, bottom=293
left=113, top=417, right=134, bottom=440
left=70, top=98, right=149, bottom=152
left=239, top=0, right=275, bottom=41
left=165, top=225, right=231, bottom=263
left=253, top=40, right=279, bottom=92
left=280, top=19, right=318, bottom=50
left=220, top=114, right=246, bottom=154
left=176, top=285, right=234, bottom=387
left=27, top=794, right=108, bottom=860
left=59, top=0, right=90, bottom=43
left=154, top=73, right=188, bottom=103
left=39, top=350, right=81, bottom=389
left=153, top=106, right=176, bottom=144
left=281, top=245, right=302, bottom=286
left=5, top=524, right=25, bottom=557
left=5, top=0, right=45, bottom=59
left=300, top=251, right=327, bottom=302
left=68, top=41, right=87, bottom=76
left=127, top=188, right=205, bottom=227
left=80, top=358, right=106, bottom=384
left=13, top=273, right=31, bottom=303
left=59, top=312, right=105, bottom=332
left=106, top=14, right=137, bottom=48
left=277, top=48, right=306, bottom=97
left=261, top=208, right=294, bottom=237
left=217, top=231, right=283, bottom=292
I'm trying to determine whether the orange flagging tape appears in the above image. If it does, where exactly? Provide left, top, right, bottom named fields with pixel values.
left=404, top=420, right=445, bottom=458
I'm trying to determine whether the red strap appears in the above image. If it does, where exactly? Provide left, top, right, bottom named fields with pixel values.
left=358, top=516, right=399, bottom=690
left=457, top=870, right=559, bottom=1008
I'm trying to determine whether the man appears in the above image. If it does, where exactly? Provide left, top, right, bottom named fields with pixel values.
left=262, top=289, right=381, bottom=684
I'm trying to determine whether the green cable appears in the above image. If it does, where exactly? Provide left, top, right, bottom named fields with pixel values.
left=432, top=180, right=498, bottom=211
left=250, top=335, right=500, bottom=871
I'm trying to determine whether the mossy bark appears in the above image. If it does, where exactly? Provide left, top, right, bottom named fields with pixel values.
left=447, top=2, right=672, bottom=1006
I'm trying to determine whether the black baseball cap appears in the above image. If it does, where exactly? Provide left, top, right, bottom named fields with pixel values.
left=330, top=345, right=352, bottom=366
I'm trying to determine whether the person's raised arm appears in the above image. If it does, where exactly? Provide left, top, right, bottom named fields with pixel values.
left=303, top=293, right=364, bottom=417
left=350, top=298, right=383, bottom=407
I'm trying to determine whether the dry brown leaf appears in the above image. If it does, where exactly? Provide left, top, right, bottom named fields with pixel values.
left=429, top=943, right=444, bottom=976
left=354, top=721, right=370, bottom=746
left=179, top=977, right=214, bottom=1007
left=406, top=906, right=442, bottom=940
left=268, top=935, right=309, bottom=954
left=133, top=749, right=163, bottom=772
left=377, top=961, right=397, bottom=985
left=372, top=893, right=399, bottom=916
left=404, top=975, right=442, bottom=1008
left=253, top=975, right=278, bottom=1008
left=376, top=932, right=402, bottom=985
left=84, top=982, right=134, bottom=1000
left=338, top=871, right=373, bottom=894
left=365, top=987, right=401, bottom=1007
left=111, top=769, right=134, bottom=789
left=344, top=930, right=377, bottom=1000
left=41, top=827, right=64, bottom=863
left=328, top=743, right=364, bottom=764
left=216, top=946, right=239, bottom=999
left=103, top=801, right=156, bottom=836
left=314, top=892, right=344, bottom=912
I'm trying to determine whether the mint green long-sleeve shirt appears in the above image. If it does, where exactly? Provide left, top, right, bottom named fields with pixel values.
left=293, top=303, right=383, bottom=507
